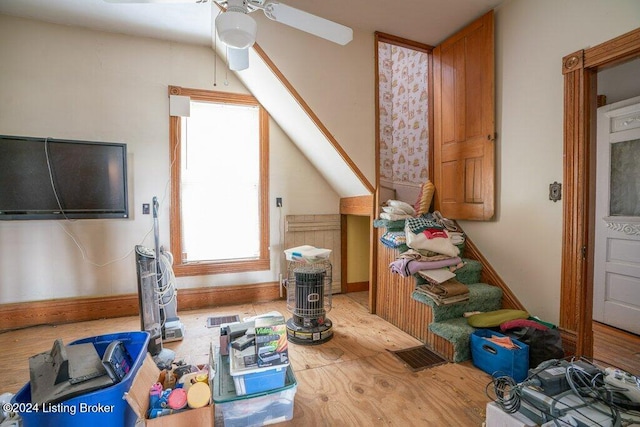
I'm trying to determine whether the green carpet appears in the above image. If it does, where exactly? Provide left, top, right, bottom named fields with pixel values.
left=451, top=259, right=482, bottom=285
left=411, top=283, right=503, bottom=322
left=428, top=317, right=477, bottom=363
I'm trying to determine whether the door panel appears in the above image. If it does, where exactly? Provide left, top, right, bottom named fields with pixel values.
left=593, top=95, right=640, bottom=335
left=433, top=11, right=495, bottom=220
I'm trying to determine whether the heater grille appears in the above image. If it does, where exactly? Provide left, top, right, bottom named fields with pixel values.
left=285, top=258, right=334, bottom=345
left=286, top=260, right=332, bottom=321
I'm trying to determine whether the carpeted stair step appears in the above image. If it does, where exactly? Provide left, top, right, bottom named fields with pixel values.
left=428, top=317, right=477, bottom=363
left=411, top=283, right=502, bottom=323
left=452, top=258, right=483, bottom=285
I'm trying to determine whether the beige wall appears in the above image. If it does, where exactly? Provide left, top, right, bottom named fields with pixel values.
left=346, top=215, right=371, bottom=284
left=0, top=15, right=340, bottom=303
left=460, top=0, right=640, bottom=323
left=3, top=1, right=640, bottom=321
left=253, top=0, right=640, bottom=324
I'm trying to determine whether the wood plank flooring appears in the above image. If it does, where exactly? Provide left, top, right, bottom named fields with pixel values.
left=592, top=321, right=640, bottom=375
left=2, top=293, right=637, bottom=426
left=0, top=294, right=494, bottom=426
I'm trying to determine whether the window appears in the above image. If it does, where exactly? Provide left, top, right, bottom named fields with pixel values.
left=169, top=86, right=269, bottom=277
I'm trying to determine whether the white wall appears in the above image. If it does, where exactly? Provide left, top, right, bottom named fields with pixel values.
left=250, top=13, right=376, bottom=186
left=459, top=0, right=640, bottom=323
left=598, top=57, right=640, bottom=105
left=0, top=15, right=340, bottom=303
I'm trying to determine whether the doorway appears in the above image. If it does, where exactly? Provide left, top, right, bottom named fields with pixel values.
left=374, top=32, right=433, bottom=212
left=560, top=27, right=640, bottom=358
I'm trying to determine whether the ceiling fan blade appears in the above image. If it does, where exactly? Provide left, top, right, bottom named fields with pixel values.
left=228, top=47, right=249, bottom=71
left=263, top=2, right=353, bottom=46
left=103, top=0, right=200, bottom=3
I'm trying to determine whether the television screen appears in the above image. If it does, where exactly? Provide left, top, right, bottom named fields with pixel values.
left=0, top=135, right=129, bottom=220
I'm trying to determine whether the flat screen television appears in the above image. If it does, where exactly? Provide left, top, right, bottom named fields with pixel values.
left=0, top=135, right=129, bottom=220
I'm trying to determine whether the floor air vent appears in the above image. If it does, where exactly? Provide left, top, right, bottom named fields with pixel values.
left=206, top=315, right=240, bottom=328
left=389, top=345, right=447, bottom=371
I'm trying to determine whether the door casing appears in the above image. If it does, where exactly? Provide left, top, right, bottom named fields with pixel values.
left=561, top=27, right=640, bottom=357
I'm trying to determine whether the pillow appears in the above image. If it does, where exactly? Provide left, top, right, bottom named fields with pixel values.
left=387, top=200, right=416, bottom=216
left=467, top=309, right=529, bottom=328
left=382, top=206, right=412, bottom=216
left=414, top=180, right=435, bottom=216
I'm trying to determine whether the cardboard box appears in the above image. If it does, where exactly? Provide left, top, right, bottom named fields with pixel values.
left=124, top=351, right=214, bottom=427
left=254, top=314, right=288, bottom=368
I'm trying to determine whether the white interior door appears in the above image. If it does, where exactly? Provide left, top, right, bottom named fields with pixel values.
left=593, top=95, right=640, bottom=334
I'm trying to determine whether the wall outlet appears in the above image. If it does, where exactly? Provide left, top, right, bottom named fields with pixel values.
left=142, top=203, right=150, bottom=214
left=276, top=197, right=283, bottom=207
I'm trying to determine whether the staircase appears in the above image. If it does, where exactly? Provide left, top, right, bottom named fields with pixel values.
left=375, top=224, right=509, bottom=363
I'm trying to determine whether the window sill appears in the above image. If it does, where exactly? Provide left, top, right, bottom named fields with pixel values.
left=173, top=258, right=270, bottom=277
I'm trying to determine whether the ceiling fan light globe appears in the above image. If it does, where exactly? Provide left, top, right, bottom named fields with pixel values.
left=215, top=11, right=257, bottom=49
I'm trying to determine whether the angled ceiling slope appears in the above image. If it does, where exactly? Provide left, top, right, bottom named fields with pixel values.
left=206, top=4, right=372, bottom=198
left=219, top=42, right=374, bottom=198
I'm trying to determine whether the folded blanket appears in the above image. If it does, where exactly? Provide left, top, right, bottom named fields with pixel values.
left=405, top=217, right=460, bottom=258
left=413, top=286, right=470, bottom=306
left=380, top=231, right=406, bottom=248
left=416, top=277, right=468, bottom=297
left=399, top=248, right=453, bottom=262
left=389, top=257, right=462, bottom=277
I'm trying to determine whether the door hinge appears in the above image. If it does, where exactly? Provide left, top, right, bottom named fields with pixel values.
left=581, top=246, right=587, bottom=259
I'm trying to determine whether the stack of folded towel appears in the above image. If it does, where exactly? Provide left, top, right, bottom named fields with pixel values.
left=413, top=268, right=470, bottom=306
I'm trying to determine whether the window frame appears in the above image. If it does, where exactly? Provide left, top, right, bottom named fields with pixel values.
left=168, top=86, right=270, bottom=277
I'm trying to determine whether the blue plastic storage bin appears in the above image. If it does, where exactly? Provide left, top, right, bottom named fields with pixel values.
left=12, top=331, right=149, bottom=427
left=470, top=329, right=529, bottom=382
left=229, top=349, right=288, bottom=396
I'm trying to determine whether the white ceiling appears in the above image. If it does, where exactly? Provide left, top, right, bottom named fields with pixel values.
left=0, top=0, right=502, bottom=48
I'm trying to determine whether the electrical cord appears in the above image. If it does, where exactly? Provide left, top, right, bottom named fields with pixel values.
left=486, top=374, right=520, bottom=413
left=488, top=357, right=640, bottom=426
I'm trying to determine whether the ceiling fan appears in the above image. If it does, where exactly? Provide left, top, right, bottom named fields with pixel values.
left=105, top=0, right=353, bottom=70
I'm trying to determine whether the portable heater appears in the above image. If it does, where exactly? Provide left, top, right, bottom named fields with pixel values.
left=285, top=259, right=333, bottom=345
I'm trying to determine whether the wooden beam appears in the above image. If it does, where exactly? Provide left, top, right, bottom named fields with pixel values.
left=340, top=195, right=374, bottom=216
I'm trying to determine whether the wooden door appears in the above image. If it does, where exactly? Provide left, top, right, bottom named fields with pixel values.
left=433, top=11, right=495, bottom=220
left=593, top=95, right=640, bottom=335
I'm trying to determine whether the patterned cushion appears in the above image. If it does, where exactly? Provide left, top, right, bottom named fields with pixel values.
left=414, top=180, right=435, bottom=215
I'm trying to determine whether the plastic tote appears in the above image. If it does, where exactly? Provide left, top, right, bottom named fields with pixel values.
left=470, top=329, right=529, bottom=382
left=12, top=331, right=150, bottom=427
left=214, top=350, right=297, bottom=427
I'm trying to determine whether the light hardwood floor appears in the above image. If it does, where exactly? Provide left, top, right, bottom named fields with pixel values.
left=2, top=293, right=638, bottom=426
left=1, top=294, right=494, bottom=426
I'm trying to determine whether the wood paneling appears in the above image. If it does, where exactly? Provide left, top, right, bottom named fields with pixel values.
left=375, top=228, right=455, bottom=360
left=0, top=283, right=280, bottom=332
left=284, top=214, right=341, bottom=293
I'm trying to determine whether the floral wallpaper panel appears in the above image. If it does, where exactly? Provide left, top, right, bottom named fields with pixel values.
left=379, top=42, right=429, bottom=186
